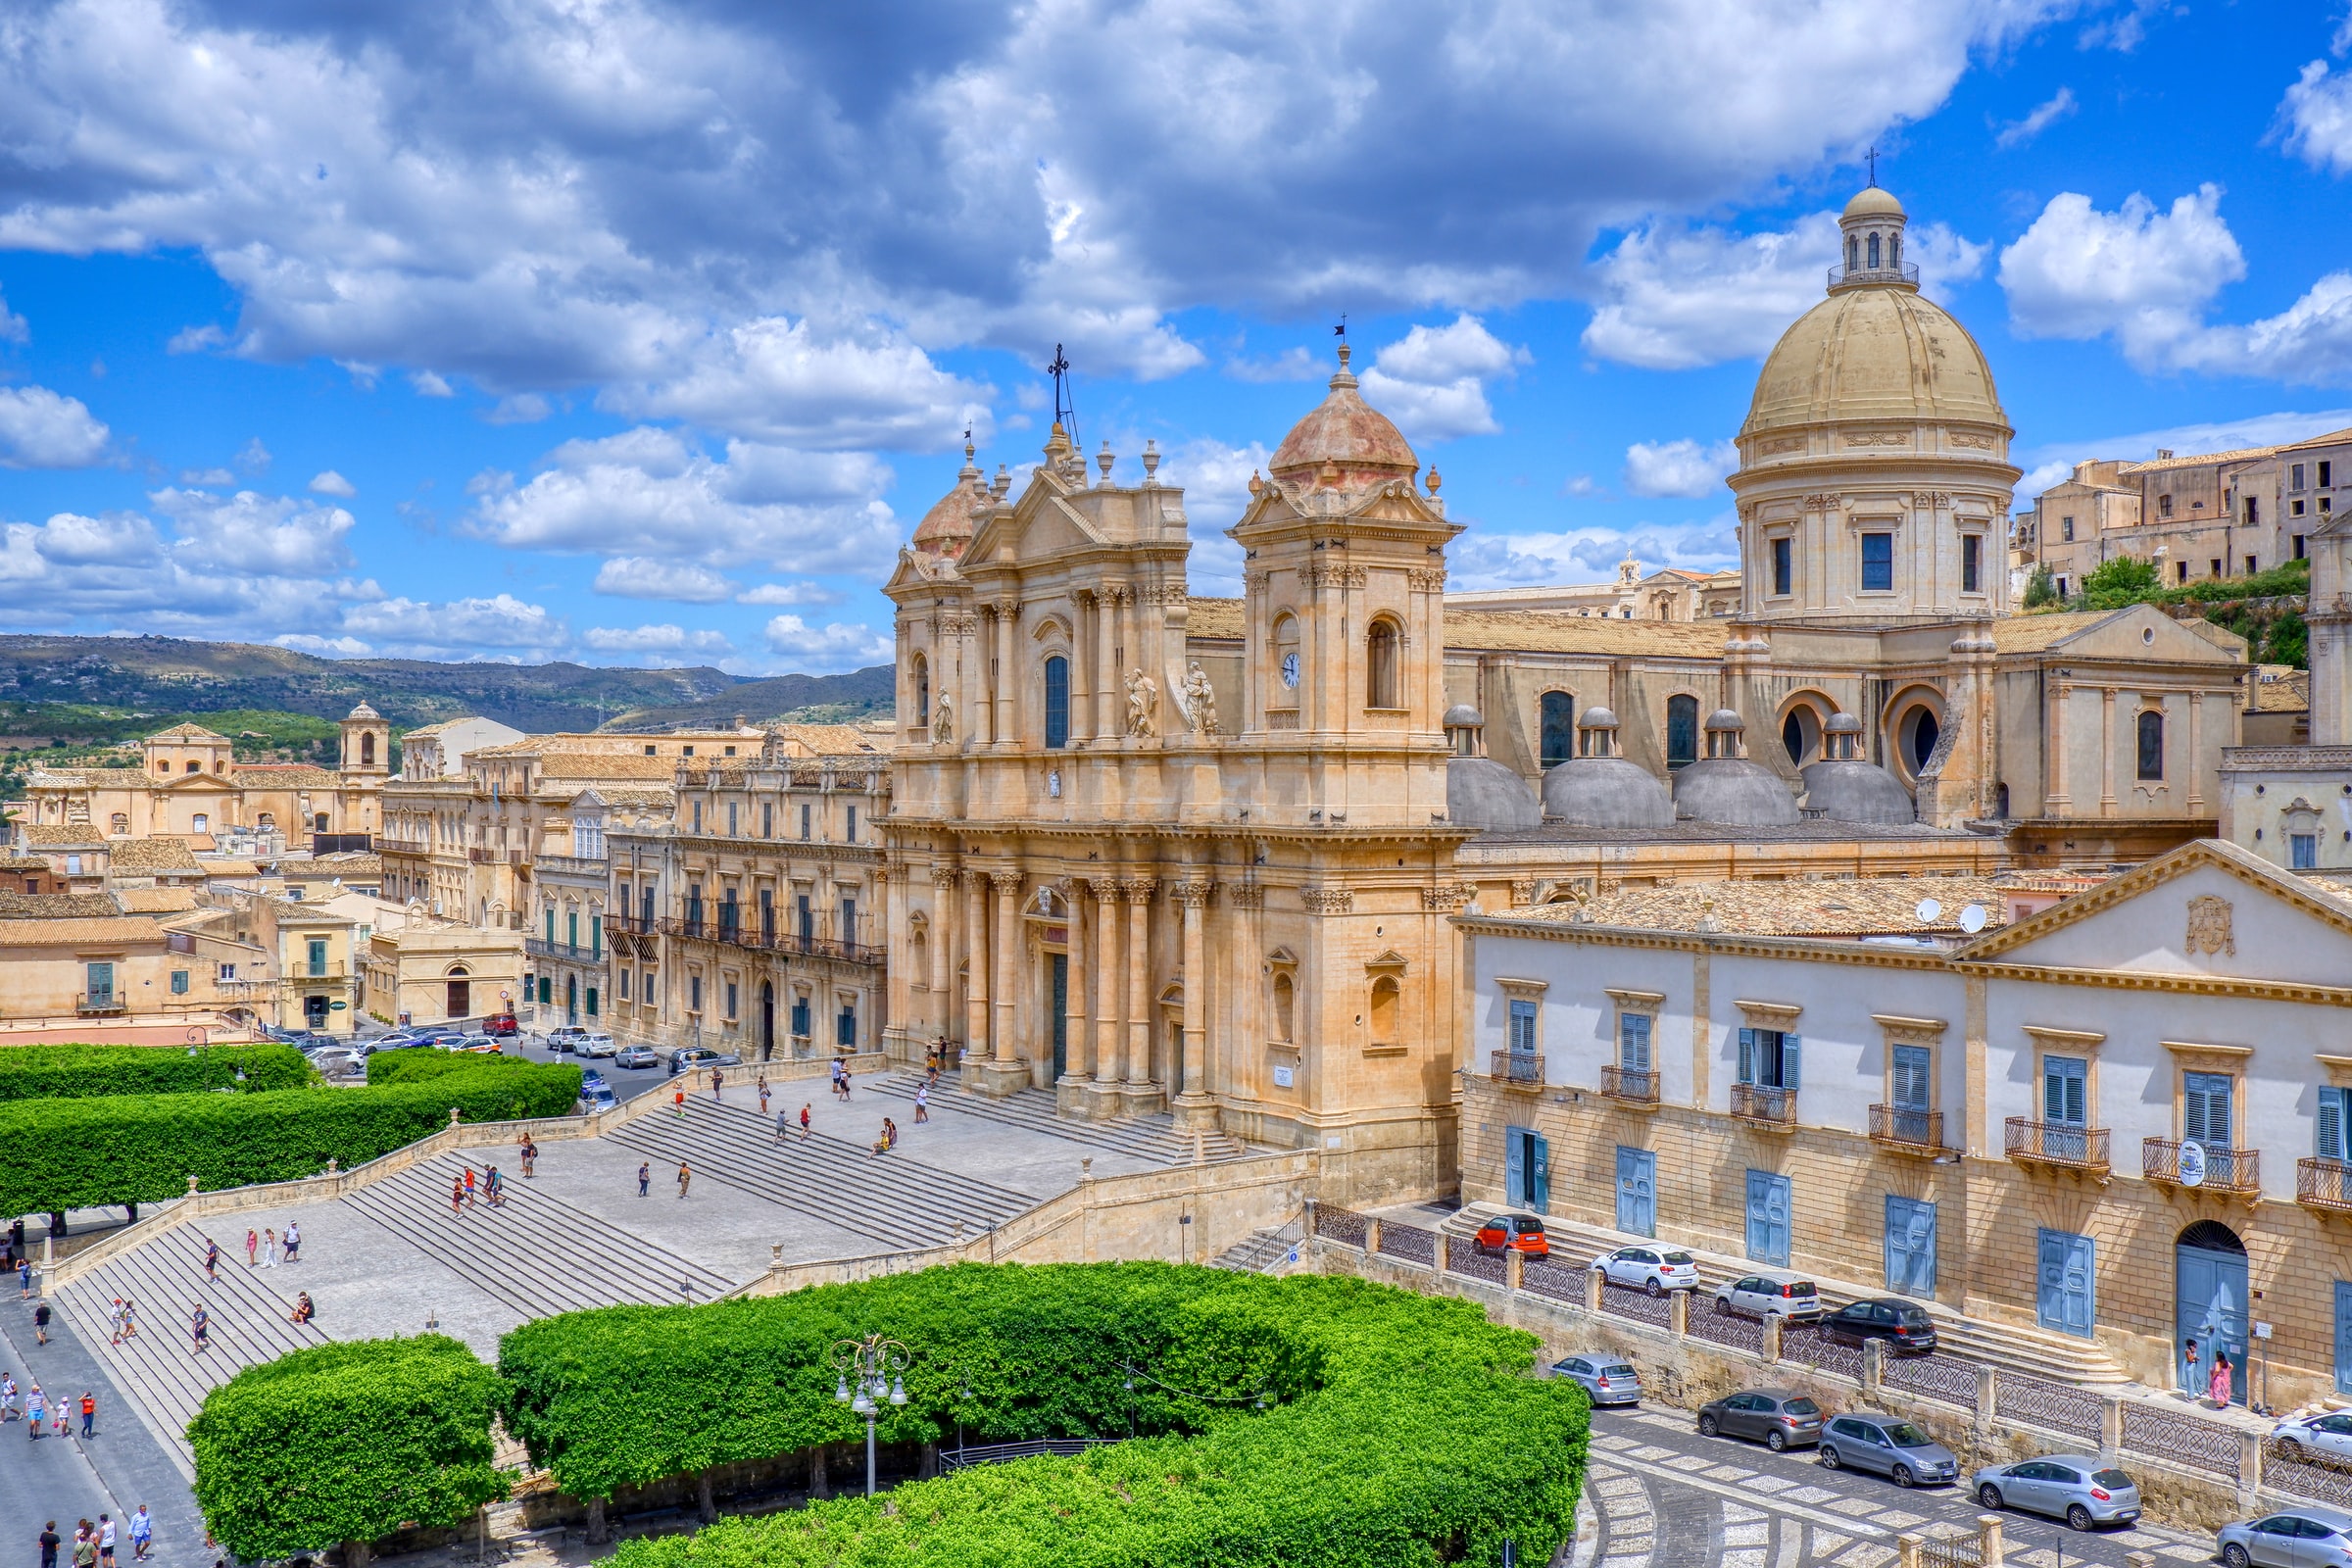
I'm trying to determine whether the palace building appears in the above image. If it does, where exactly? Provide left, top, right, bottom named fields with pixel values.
left=871, top=182, right=2248, bottom=1201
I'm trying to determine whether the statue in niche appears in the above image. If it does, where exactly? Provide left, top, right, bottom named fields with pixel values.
left=1125, top=668, right=1158, bottom=738
left=930, top=691, right=954, bottom=745
left=1181, top=662, right=1219, bottom=735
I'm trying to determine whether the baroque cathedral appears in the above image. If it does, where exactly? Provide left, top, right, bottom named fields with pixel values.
left=878, top=186, right=2249, bottom=1200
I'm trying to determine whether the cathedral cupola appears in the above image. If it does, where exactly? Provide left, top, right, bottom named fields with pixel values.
left=1266, top=343, right=1422, bottom=496
left=1836, top=183, right=1910, bottom=288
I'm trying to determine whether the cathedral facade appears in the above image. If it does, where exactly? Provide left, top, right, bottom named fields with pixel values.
left=879, top=185, right=2249, bottom=1200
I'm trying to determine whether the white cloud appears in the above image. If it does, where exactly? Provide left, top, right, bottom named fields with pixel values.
left=593, top=557, right=738, bottom=603
left=1148, top=436, right=1272, bottom=595
left=410, top=369, right=455, bottom=398
left=1448, top=518, right=1740, bottom=591
left=178, top=467, right=235, bottom=486
left=1623, top=438, right=1740, bottom=499
left=2016, top=408, right=2352, bottom=501
left=2282, top=56, right=2352, bottom=176
left=0, top=386, right=110, bottom=468
left=1996, top=185, right=2246, bottom=363
left=308, top=468, right=357, bottom=498
left=1225, top=347, right=1320, bottom=383
left=235, top=438, right=270, bottom=475
left=736, top=581, right=845, bottom=607
left=1358, top=315, right=1527, bottom=443
left=152, top=487, right=357, bottom=577
left=1560, top=474, right=1601, bottom=498
left=762, top=614, right=893, bottom=673
left=0, top=290, right=25, bottom=344
left=466, top=427, right=901, bottom=575
left=581, top=623, right=735, bottom=660
left=484, top=393, right=552, bottom=425
left=273, top=633, right=374, bottom=658
left=341, top=594, right=567, bottom=660
left=1995, top=86, right=2077, bottom=149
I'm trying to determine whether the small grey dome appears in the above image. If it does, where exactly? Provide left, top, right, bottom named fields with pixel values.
left=1800, top=759, right=1916, bottom=824
left=1824, top=712, right=1863, bottom=736
left=1674, top=757, right=1801, bottom=826
left=1449, top=757, right=1542, bottom=831
left=1442, top=704, right=1485, bottom=728
left=1542, top=756, right=1674, bottom=828
left=1582, top=706, right=1619, bottom=729
left=1705, top=708, right=1745, bottom=732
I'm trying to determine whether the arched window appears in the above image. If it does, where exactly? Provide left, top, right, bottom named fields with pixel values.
left=1845, top=234, right=1858, bottom=272
left=1369, top=977, right=1400, bottom=1046
left=1366, top=618, right=1400, bottom=709
left=1903, top=706, right=1941, bottom=774
left=912, top=653, right=930, bottom=728
left=1271, top=973, right=1296, bottom=1044
left=361, top=731, right=375, bottom=765
left=1043, top=655, right=1070, bottom=749
left=1868, top=231, right=1882, bottom=269
left=110, top=812, right=127, bottom=834
left=1665, top=695, right=1699, bottom=769
left=185, top=760, right=199, bottom=773
left=1540, top=692, right=1576, bottom=769
left=2137, top=710, right=2165, bottom=780
left=1888, top=233, right=1901, bottom=270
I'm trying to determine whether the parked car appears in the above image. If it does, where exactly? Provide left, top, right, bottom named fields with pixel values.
left=308, top=1049, right=366, bottom=1078
left=1546, top=1353, right=1642, bottom=1406
left=2219, top=1506, right=2352, bottom=1568
left=579, top=1079, right=619, bottom=1113
left=1818, top=1412, right=1959, bottom=1488
left=1472, top=1212, right=1549, bottom=1257
left=1972, top=1454, right=2140, bottom=1530
left=455, top=1033, right=503, bottom=1054
left=613, top=1045, right=660, bottom=1070
left=1591, top=1245, right=1699, bottom=1296
left=1819, top=1298, right=1938, bottom=1355
left=1696, top=1389, right=1823, bottom=1450
left=580, top=1033, right=618, bottom=1057
left=547, top=1026, right=591, bottom=1053
left=2272, top=1410, right=2352, bottom=1465
left=1712, top=1274, right=1825, bottom=1323
left=482, top=1012, right=519, bottom=1038
left=666, top=1046, right=742, bottom=1074
left=420, top=1033, right=468, bottom=1050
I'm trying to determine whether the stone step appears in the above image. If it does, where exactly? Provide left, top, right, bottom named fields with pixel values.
left=865, top=1073, right=1254, bottom=1164
left=1439, top=1200, right=2133, bottom=1387
left=1209, top=1231, right=1299, bottom=1274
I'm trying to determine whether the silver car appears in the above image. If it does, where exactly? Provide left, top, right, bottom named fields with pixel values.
left=1546, top=1353, right=1642, bottom=1406
left=1712, top=1273, right=1825, bottom=1323
left=1819, top=1411, right=1960, bottom=1488
left=1972, top=1454, right=2140, bottom=1530
left=2273, top=1410, right=2352, bottom=1465
left=580, top=1032, right=618, bottom=1057
left=2220, top=1506, right=2352, bottom=1568
left=1591, top=1246, right=1700, bottom=1296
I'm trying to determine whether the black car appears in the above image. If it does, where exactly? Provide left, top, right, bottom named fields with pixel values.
left=1820, top=1297, right=1938, bottom=1355
left=1696, top=1389, right=1825, bottom=1450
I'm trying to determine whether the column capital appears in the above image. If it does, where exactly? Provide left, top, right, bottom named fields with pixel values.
left=1422, top=882, right=1478, bottom=911
left=1170, top=880, right=1215, bottom=908
left=1300, top=886, right=1355, bottom=914
left=1225, top=883, right=1265, bottom=909
left=1121, top=877, right=1158, bottom=904
left=931, top=866, right=961, bottom=891
left=1098, top=581, right=1133, bottom=607
left=987, top=868, right=1026, bottom=893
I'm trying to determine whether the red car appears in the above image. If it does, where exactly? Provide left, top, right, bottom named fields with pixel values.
left=1473, top=1212, right=1549, bottom=1257
left=482, top=1013, right=519, bottom=1038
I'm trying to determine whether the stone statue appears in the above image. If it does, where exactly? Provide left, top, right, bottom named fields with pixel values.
left=1180, top=662, right=1219, bottom=735
left=1125, top=667, right=1158, bottom=738
left=930, top=691, right=954, bottom=745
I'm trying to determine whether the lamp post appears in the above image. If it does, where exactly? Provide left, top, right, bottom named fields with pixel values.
left=830, top=1332, right=910, bottom=1496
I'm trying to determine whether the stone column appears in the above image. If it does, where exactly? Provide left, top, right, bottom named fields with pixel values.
left=1172, top=880, right=1217, bottom=1129
left=974, top=609, right=997, bottom=748
left=967, top=868, right=1030, bottom=1099
left=2045, top=682, right=2072, bottom=815
left=1123, top=879, right=1156, bottom=1107
left=994, top=601, right=1019, bottom=748
left=2098, top=685, right=2118, bottom=816
left=2186, top=692, right=2205, bottom=814
left=1097, top=585, right=1125, bottom=741
left=963, top=872, right=989, bottom=1065
left=1072, top=595, right=1096, bottom=745
left=929, top=869, right=956, bottom=1044
left=1090, top=881, right=1124, bottom=1112
left=1063, top=884, right=1091, bottom=1085
left=1229, top=884, right=1265, bottom=1101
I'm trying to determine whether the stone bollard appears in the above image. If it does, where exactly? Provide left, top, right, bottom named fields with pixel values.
left=1861, top=1337, right=1885, bottom=1399
left=1670, top=1287, right=1689, bottom=1338
left=186, top=1175, right=199, bottom=1198
left=1434, top=1232, right=1450, bottom=1274
left=1506, top=1249, right=1525, bottom=1292
left=1975, top=1362, right=1998, bottom=1440
left=1762, top=1313, right=1782, bottom=1363
left=1585, top=1265, right=1603, bottom=1313
left=1365, top=1217, right=1384, bottom=1255
left=2100, top=1395, right=2125, bottom=1461
left=1978, top=1513, right=2005, bottom=1568
left=2239, top=1430, right=2265, bottom=1500
left=1897, top=1537, right=1923, bottom=1568
left=770, top=1243, right=784, bottom=1271
left=1303, top=1198, right=1319, bottom=1239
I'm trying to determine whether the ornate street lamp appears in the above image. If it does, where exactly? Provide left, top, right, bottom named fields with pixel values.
left=829, top=1332, right=911, bottom=1495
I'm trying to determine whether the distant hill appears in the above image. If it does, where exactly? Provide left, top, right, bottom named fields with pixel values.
left=0, top=635, right=895, bottom=735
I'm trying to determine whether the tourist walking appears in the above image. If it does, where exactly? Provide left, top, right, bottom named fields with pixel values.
left=673, top=1087, right=687, bottom=1119
left=913, top=1082, right=929, bottom=1124
left=774, top=1106, right=790, bottom=1144
left=283, top=1221, right=299, bottom=1262
left=127, top=1508, right=151, bottom=1563
left=799, top=1102, right=811, bottom=1139
left=261, top=1229, right=278, bottom=1268
left=190, top=1306, right=211, bottom=1353
left=484, top=1166, right=503, bottom=1206
left=38, top=1522, right=60, bottom=1568
left=676, top=1160, right=692, bottom=1200
left=450, top=1175, right=466, bottom=1215
left=244, top=1228, right=258, bottom=1267
left=203, top=1239, right=218, bottom=1280
left=18, top=1256, right=30, bottom=1298
left=2210, top=1348, right=2233, bottom=1408
left=107, top=1300, right=126, bottom=1346
left=519, top=1135, right=537, bottom=1178
left=24, top=1386, right=44, bottom=1437
left=51, top=1393, right=69, bottom=1438
left=710, top=1065, right=724, bottom=1101
left=117, top=1300, right=136, bottom=1343
left=33, top=1302, right=51, bottom=1346
left=463, top=1168, right=477, bottom=1207
left=80, top=1393, right=95, bottom=1440
left=96, top=1516, right=113, bottom=1566
left=637, top=1161, right=651, bottom=1197
left=758, top=1074, right=770, bottom=1116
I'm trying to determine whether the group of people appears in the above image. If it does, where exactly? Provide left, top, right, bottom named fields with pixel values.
left=6, top=1381, right=95, bottom=1440
left=2182, top=1337, right=2236, bottom=1407
left=240, top=1223, right=299, bottom=1266
left=33, top=1510, right=153, bottom=1568
left=447, top=1165, right=507, bottom=1213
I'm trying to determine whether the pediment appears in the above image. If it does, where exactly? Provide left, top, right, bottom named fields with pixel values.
left=163, top=774, right=238, bottom=793
left=2042, top=604, right=2244, bottom=665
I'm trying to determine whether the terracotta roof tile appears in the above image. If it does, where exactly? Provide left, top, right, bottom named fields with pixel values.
left=0, top=916, right=173, bottom=945
left=104, top=837, right=204, bottom=875
left=1515, top=874, right=2012, bottom=937
left=0, top=892, right=123, bottom=919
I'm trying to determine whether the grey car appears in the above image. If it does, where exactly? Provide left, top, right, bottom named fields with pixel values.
left=1546, top=1353, right=1642, bottom=1406
left=1972, top=1454, right=2140, bottom=1530
left=1696, top=1388, right=1824, bottom=1450
left=1712, top=1273, right=1826, bottom=1324
left=1818, top=1411, right=1960, bottom=1488
left=2220, top=1506, right=2352, bottom=1568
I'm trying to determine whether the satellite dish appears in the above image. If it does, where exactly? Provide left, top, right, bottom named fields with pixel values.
left=1958, top=904, right=1988, bottom=935
left=1914, top=898, right=1942, bottom=923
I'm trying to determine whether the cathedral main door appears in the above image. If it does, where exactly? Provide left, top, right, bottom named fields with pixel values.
left=1048, top=954, right=1068, bottom=1080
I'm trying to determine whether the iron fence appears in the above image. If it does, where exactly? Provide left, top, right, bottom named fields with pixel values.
left=1882, top=1352, right=1979, bottom=1410
left=1448, top=1245, right=1507, bottom=1286
left=1597, top=1281, right=1673, bottom=1328
left=1521, top=1257, right=1586, bottom=1304
left=1377, top=1221, right=1436, bottom=1266
left=1315, top=1206, right=1367, bottom=1248
left=1777, top=1324, right=1863, bottom=1381
left=1915, top=1535, right=1983, bottom=1568
left=939, top=1437, right=1113, bottom=1470
left=2121, top=1402, right=2238, bottom=1477
left=1685, top=1301, right=1765, bottom=1354
left=1993, top=1369, right=2102, bottom=1442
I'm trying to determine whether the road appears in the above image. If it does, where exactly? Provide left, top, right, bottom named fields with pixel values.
left=1585, top=1404, right=2221, bottom=1568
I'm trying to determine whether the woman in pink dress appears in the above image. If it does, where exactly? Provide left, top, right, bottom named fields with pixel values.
left=2209, top=1348, right=2233, bottom=1408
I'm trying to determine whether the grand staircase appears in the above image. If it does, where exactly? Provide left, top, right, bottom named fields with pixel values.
left=864, top=1073, right=1253, bottom=1164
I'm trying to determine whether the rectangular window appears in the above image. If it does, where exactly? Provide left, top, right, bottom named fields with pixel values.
left=692, top=801, right=703, bottom=832
left=2158, top=493, right=2174, bottom=517
left=1860, top=531, right=1893, bottom=591
left=689, top=974, right=703, bottom=1012
left=586, top=986, right=599, bottom=1017
left=2061, top=516, right=2075, bottom=542
left=2294, top=833, right=2321, bottom=870
left=2055, top=576, right=2069, bottom=598
left=84, top=960, right=115, bottom=1002
left=2295, top=500, right=2309, bottom=517
left=1771, top=536, right=1791, bottom=596
left=590, top=914, right=602, bottom=959
left=725, top=981, right=738, bottom=1019
left=1044, top=655, right=1071, bottom=749
left=546, top=906, right=557, bottom=944
left=2210, top=558, right=2225, bottom=576
left=538, top=976, right=552, bottom=1004
left=2181, top=1070, right=2234, bottom=1148
left=1737, top=1028, right=1799, bottom=1090
left=2042, top=1054, right=2088, bottom=1126
left=308, top=938, right=328, bottom=977
left=801, top=804, right=812, bottom=840
left=2323, top=461, right=2334, bottom=487
left=1962, top=534, right=1983, bottom=593
left=760, top=888, right=775, bottom=945
left=1508, top=999, right=1537, bottom=1056
left=619, top=967, right=632, bottom=1001
left=1618, top=1012, right=1652, bottom=1072
left=761, top=803, right=773, bottom=838
left=792, top=995, right=810, bottom=1037
left=798, top=894, right=814, bottom=946
left=727, top=802, right=739, bottom=836
left=2246, top=555, right=2260, bottom=575
left=171, top=969, right=189, bottom=996
left=219, top=962, right=237, bottom=982
left=566, top=909, right=578, bottom=951
left=643, top=969, right=657, bottom=1004
left=1890, top=1044, right=1931, bottom=1111
left=839, top=897, right=858, bottom=946
left=2294, top=463, right=2308, bottom=490
left=847, top=805, right=858, bottom=842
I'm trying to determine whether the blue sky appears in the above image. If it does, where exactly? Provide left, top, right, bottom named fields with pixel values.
left=4, top=0, right=2352, bottom=674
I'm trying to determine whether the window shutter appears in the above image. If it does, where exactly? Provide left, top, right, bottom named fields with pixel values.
left=1738, top=1027, right=1755, bottom=1086
left=2322, top=1087, right=2349, bottom=1163
left=1783, top=1035, right=1801, bottom=1092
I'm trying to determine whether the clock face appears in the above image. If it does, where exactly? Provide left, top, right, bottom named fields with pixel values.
left=1281, top=652, right=1300, bottom=688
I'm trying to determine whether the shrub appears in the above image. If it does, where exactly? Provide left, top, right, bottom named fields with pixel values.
left=2021, top=564, right=2057, bottom=609
left=2073, top=555, right=2162, bottom=609
left=0, top=1059, right=580, bottom=1213
left=0, top=1042, right=312, bottom=1100
left=191, top=1334, right=508, bottom=1562
left=368, top=1048, right=539, bottom=1088
left=501, top=1263, right=1585, bottom=1568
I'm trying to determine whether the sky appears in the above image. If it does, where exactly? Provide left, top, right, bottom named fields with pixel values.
left=4, top=0, right=2352, bottom=675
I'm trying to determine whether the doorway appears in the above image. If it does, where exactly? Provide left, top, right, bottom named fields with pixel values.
left=1885, top=1196, right=1937, bottom=1295
left=446, top=968, right=470, bottom=1019
left=1505, top=1126, right=1549, bottom=1210
left=1615, top=1147, right=1655, bottom=1237
left=1744, top=1170, right=1790, bottom=1266
left=2036, top=1228, right=2095, bottom=1338
left=1048, top=954, right=1068, bottom=1079
left=304, top=994, right=329, bottom=1029
left=2177, top=1221, right=2248, bottom=1402
left=760, top=981, right=775, bottom=1060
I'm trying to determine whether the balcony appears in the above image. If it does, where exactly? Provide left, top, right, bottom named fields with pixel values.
left=2143, top=1138, right=2259, bottom=1198
left=1488, top=1051, right=1544, bottom=1090
left=75, top=992, right=127, bottom=1016
left=283, top=965, right=350, bottom=985
left=654, top=915, right=886, bottom=966
left=1828, top=262, right=1920, bottom=289
left=524, top=937, right=601, bottom=962
left=1731, top=1082, right=1796, bottom=1129
left=2298, top=1157, right=2352, bottom=1216
left=1869, top=1103, right=1946, bottom=1155
left=2005, top=1116, right=2111, bottom=1178
left=1600, top=1064, right=1659, bottom=1107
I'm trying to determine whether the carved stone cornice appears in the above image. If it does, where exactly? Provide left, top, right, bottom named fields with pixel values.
left=1802, top=493, right=1840, bottom=511
left=1140, top=582, right=1191, bottom=605
left=1300, top=562, right=1368, bottom=590
left=1243, top=570, right=1273, bottom=594
left=1949, top=432, right=1997, bottom=450
left=1422, top=882, right=1478, bottom=911
left=1911, top=491, right=1953, bottom=509
left=1300, top=886, right=1354, bottom=914
left=931, top=867, right=961, bottom=890
left=1407, top=567, right=1448, bottom=593
left=1845, top=431, right=1910, bottom=448
left=940, top=613, right=980, bottom=637
left=1097, top=582, right=1133, bottom=607
left=1121, top=878, right=1158, bottom=904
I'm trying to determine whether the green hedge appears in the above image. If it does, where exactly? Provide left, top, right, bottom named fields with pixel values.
left=0, top=1059, right=581, bottom=1213
left=368, top=1048, right=539, bottom=1088
left=501, top=1263, right=1584, bottom=1568
left=191, top=1335, right=508, bottom=1560
left=0, top=1042, right=313, bottom=1100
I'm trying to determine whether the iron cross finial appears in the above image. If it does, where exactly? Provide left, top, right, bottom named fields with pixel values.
left=1868, top=146, right=1879, bottom=186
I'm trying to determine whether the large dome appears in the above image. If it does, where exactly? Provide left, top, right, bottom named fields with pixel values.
left=1741, top=285, right=2006, bottom=443
left=1268, top=346, right=1419, bottom=491
left=911, top=441, right=987, bottom=557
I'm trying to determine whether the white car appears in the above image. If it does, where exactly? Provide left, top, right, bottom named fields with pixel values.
left=1712, top=1273, right=1826, bottom=1323
left=1592, top=1245, right=1700, bottom=1296
left=580, top=1033, right=618, bottom=1057
left=2272, top=1410, right=2352, bottom=1465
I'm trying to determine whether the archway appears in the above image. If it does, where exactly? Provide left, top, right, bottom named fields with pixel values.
left=760, top=980, right=775, bottom=1060
left=446, top=966, right=471, bottom=1020
left=1777, top=696, right=1832, bottom=767
left=2176, top=1221, right=2248, bottom=1404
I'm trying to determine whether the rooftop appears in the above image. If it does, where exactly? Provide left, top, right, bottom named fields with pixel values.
left=104, top=837, right=205, bottom=876
left=1500, top=873, right=2015, bottom=938
left=0, top=891, right=127, bottom=919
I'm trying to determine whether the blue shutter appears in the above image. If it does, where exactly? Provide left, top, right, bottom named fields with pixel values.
left=1738, top=1027, right=1755, bottom=1086
left=1783, top=1034, right=1801, bottom=1092
left=2183, top=1071, right=2232, bottom=1148
left=2321, top=1087, right=2349, bottom=1162
left=1530, top=1133, right=1551, bottom=1211
left=1505, top=1128, right=1528, bottom=1207
left=1891, top=1045, right=1931, bottom=1111
left=2337, top=1282, right=2352, bottom=1396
